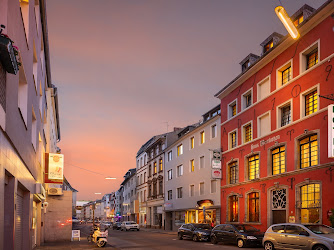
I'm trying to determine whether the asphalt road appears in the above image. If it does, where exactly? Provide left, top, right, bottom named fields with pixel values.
left=76, top=223, right=264, bottom=250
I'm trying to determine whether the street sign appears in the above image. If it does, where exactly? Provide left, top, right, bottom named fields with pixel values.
left=329, top=105, right=334, bottom=158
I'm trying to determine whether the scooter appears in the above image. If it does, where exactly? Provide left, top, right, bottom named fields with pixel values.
left=87, top=225, right=108, bottom=247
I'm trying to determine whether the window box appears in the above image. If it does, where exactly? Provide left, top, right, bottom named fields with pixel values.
left=0, top=34, right=20, bottom=75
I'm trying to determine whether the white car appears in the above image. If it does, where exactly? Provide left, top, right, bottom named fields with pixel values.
left=121, top=221, right=140, bottom=231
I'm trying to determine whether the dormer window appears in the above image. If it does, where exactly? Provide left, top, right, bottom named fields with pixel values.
left=264, top=40, right=273, bottom=53
left=294, top=14, right=304, bottom=26
left=242, top=60, right=251, bottom=72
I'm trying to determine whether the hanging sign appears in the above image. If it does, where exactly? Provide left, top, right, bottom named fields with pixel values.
left=48, top=153, right=64, bottom=180
left=211, top=168, right=222, bottom=179
left=211, top=159, right=221, bottom=169
left=329, top=105, right=334, bottom=158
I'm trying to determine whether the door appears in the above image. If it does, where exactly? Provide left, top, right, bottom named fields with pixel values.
left=273, top=210, right=286, bottom=224
left=32, top=202, right=37, bottom=248
left=15, top=188, right=24, bottom=250
left=271, top=189, right=287, bottom=225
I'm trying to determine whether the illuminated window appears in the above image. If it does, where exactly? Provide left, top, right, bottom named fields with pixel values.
left=300, top=135, right=318, bottom=168
left=190, top=137, right=194, bottom=149
left=294, top=14, right=304, bottom=27
left=305, top=90, right=318, bottom=116
left=281, top=105, right=291, bottom=127
left=272, top=146, right=286, bottom=175
left=243, top=91, right=252, bottom=109
left=154, top=162, right=157, bottom=174
left=229, top=161, right=238, bottom=184
left=159, top=159, right=163, bottom=172
left=248, top=192, right=259, bottom=222
left=200, top=131, right=205, bottom=144
left=248, top=154, right=259, bottom=180
left=177, top=187, right=183, bottom=199
left=230, top=131, right=237, bottom=149
left=306, top=49, right=318, bottom=69
left=228, top=195, right=238, bottom=222
left=282, top=66, right=291, bottom=85
left=190, top=159, right=194, bottom=172
left=244, top=124, right=252, bottom=143
left=229, top=101, right=237, bottom=118
left=177, top=144, right=183, bottom=156
left=300, top=184, right=320, bottom=224
left=264, top=40, right=273, bottom=52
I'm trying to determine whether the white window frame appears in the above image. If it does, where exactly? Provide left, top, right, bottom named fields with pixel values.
left=167, top=169, right=173, bottom=181
left=257, top=75, right=271, bottom=101
left=228, top=99, right=238, bottom=119
left=177, top=165, right=183, bottom=177
left=228, top=129, right=238, bottom=150
left=257, top=111, right=271, bottom=138
left=276, top=59, right=293, bottom=89
left=300, top=84, right=320, bottom=119
left=277, top=99, right=293, bottom=128
left=241, top=88, right=253, bottom=111
left=168, top=151, right=172, bottom=161
left=299, top=39, right=320, bottom=74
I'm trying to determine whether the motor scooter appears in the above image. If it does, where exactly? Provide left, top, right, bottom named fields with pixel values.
left=87, top=225, right=108, bottom=247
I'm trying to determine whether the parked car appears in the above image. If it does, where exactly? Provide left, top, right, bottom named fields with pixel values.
left=263, top=223, right=334, bottom=250
left=121, top=221, right=140, bottom=231
left=178, top=223, right=212, bottom=242
left=112, top=222, right=122, bottom=230
left=210, top=224, right=264, bottom=248
left=101, top=221, right=112, bottom=229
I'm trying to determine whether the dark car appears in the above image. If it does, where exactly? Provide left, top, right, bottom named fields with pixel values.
left=210, top=224, right=264, bottom=248
left=178, top=223, right=212, bottom=242
left=112, top=222, right=122, bottom=230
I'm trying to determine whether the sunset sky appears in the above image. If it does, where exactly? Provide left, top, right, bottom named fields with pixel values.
left=46, top=0, right=326, bottom=201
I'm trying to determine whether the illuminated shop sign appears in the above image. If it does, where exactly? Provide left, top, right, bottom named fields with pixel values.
left=48, top=153, right=64, bottom=180
left=329, top=105, right=334, bottom=158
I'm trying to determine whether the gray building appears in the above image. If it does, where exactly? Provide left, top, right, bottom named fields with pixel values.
left=121, top=169, right=137, bottom=222
left=164, top=105, right=221, bottom=231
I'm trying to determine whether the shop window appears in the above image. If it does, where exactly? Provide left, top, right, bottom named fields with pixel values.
left=228, top=161, right=238, bottom=184
left=272, top=146, right=286, bottom=175
left=243, top=123, right=252, bottom=143
left=300, top=183, right=320, bottom=224
left=247, top=192, right=260, bottom=222
left=300, top=134, right=318, bottom=168
left=248, top=154, right=259, bottom=180
left=228, top=195, right=239, bottom=222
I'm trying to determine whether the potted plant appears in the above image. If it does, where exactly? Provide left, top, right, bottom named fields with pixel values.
left=0, top=25, right=20, bottom=75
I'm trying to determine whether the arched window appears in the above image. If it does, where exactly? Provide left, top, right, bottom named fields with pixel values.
left=248, top=192, right=259, bottom=222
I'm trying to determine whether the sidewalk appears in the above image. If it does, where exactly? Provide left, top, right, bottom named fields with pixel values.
left=35, top=237, right=116, bottom=249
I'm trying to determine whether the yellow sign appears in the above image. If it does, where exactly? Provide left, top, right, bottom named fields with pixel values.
left=48, top=153, right=64, bottom=180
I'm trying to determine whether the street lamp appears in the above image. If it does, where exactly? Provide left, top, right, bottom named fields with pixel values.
left=275, top=6, right=300, bottom=40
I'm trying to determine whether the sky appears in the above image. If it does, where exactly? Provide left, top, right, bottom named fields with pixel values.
left=46, top=0, right=327, bottom=201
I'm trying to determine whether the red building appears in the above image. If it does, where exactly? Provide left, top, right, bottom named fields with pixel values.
left=215, top=2, right=334, bottom=231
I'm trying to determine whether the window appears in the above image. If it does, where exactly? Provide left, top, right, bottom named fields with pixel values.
left=244, top=123, right=252, bottom=143
left=258, top=112, right=270, bottom=137
left=248, top=192, right=259, bottom=222
left=159, top=159, right=163, bottom=172
left=242, top=59, right=251, bottom=72
left=229, top=100, right=237, bottom=118
left=168, top=190, right=172, bottom=200
left=305, top=90, right=318, bottom=116
left=190, top=185, right=194, bottom=197
left=248, top=154, right=259, bottom=180
left=257, top=77, right=270, bottom=101
left=211, top=180, right=216, bottom=193
left=31, top=107, right=37, bottom=149
left=285, top=225, right=308, bottom=235
left=211, top=124, right=217, bottom=138
left=272, top=146, right=286, bottom=175
left=149, top=165, right=152, bottom=176
left=199, top=182, right=204, bottom=195
left=300, top=134, right=318, bottom=168
left=177, top=187, right=183, bottom=199
left=281, top=105, right=291, bottom=127
left=148, top=185, right=152, bottom=197
left=18, top=68, right=28, bottom=125
left=306, top=48, right=318, bottom=69
left=154, top=162, right=157, bottom=174
left=200, top=131, right=205, bottom=144
left=159, top=180, right=163, bottom=195
left=294, top=14, right=304, bottom=26
left=229, top=131, right=237, bottom=149
left=177, top=165, right=183, bottom=177
left=228, top=161, right=238, bottom=184
left=228, top=195, right=238, bottom=222
left=190, top=137, right=194, bottom=149
left=282, top=66, right=291, bottom=85
left=264, top=40, right=273, bottom=53
left=200, top=156, right=205, bottom=169
left=300, top=183, right=320, bottom=223
left=144, top=172, right=146, bottom=183
left=177, top=144, right=183, bottom=156
left=168, top=151, right=172, bottom=161
left=167, top=169, right=173, bottom=180
left=242, top=90, right=252, bottom=110
left=190, top=159, right=194, bottom=172
left=153, top=183, right=157, bottom=196
left=20, top=0, right=30, bottom=39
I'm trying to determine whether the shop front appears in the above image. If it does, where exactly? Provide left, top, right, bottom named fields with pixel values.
left=185, top=200, right=218, bottom=227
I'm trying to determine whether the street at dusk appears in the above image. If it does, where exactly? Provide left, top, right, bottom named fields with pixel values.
left=1, top=0, right=334, bottom=250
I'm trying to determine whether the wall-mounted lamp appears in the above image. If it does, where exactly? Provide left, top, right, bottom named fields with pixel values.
left=275, top=6, right=300, bottom=40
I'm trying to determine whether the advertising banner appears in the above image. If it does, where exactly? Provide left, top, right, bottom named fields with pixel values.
left=329, top=105, right=334, bottom=158
left=211, top=159, right=221, bottom=169
left=48, top=153, right=64, bottom=180
left=211, top=168, right=222, bottom=179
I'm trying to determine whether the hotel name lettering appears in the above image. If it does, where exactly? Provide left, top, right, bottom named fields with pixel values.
left=251, top=135, right=280, bottom=150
